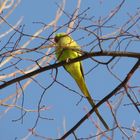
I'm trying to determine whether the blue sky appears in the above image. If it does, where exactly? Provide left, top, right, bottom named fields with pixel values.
left=0, top=0, right=140, bottom=140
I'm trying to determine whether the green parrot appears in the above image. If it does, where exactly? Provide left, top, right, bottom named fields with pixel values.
left=54, top=33, right=109, bottom=130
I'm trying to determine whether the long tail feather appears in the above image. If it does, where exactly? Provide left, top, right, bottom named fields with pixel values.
left=75, top=77, right=109, bottom=130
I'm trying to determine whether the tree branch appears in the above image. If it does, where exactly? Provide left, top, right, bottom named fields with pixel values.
left=59, top=59, right=140, bottom=140
left=0, top=51, right=140, bottom=89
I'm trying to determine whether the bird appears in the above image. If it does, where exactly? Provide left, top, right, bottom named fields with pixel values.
left=54, top=33, right=109, bottom=130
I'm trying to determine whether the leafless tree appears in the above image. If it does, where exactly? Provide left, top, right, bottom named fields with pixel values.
left=0, top=0, right=140, bottom=139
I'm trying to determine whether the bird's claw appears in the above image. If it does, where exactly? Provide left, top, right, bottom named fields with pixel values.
left=66, top=58, right=70, bottom=63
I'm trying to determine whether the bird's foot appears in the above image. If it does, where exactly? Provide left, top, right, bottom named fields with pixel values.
left=66, top=58, right=70, bottom=63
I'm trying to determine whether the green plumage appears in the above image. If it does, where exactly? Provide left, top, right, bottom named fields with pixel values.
left=54, top=33, right=109, bottom=130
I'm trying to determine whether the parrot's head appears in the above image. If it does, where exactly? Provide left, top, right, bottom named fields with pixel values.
left=54, top=33, right=67, bottom=43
